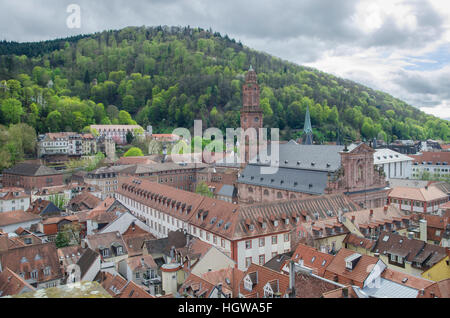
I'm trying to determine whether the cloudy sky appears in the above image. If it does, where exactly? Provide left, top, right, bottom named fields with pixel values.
left=1, top=0, right=449, bottom=120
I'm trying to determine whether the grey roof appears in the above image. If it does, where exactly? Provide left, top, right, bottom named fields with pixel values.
left=217, top=185, right=236, bottom=198
left=77, top=248, right=100, bottom=279
left=120, top=162, right=208, bottom=175
left=3, top=163, right=61, bottom=177
left=264, top=252, right=293, bottom=272
left=388, top=179, right=430, bottom=189
left=361, top=278, right=419, bottom=298
left=239, top=164, right=330, bottom=195
left=250, top=141, right=345, bottom=172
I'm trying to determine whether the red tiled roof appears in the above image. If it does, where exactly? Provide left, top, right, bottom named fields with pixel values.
left=290, top=244, right=334, bottom=276
left=418, top=278, right=450, bottom=298
left=0, top=267, right=36, bottom=296
left=381, top=268, right=434, bottom=291
left=0, top=243, right=63, bottom=284
left=0, top=210, right=40, bottom=227
left=389, top=187, right=447, bottom=202
left=343, top=234, right=376, bottom=250
left=179, top=273, right=216, bottom=298
left=200, top=267, right=245, bottom=297
left=118, top=280, right=154, bottom=298
left=238, top=263, right=290, bottom=298
left=324, top=248, right=379, bottom=288
left=410, top=152, right=450, bottom=165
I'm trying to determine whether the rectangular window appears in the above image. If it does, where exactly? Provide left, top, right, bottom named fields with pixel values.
left=221, top=239, right=225, bottom=248
left=259, top=238, right=265, bottom=247
left=245, top=257, right=252, bottom=268
left=259, top=255, right=265, bottom=265
left=284, top=233, right=290, bottom=242
left=272, top=236, right=278, bottom=245
left=245, top=240, right=252, bottom=249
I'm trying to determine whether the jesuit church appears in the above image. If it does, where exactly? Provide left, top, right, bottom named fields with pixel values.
left=237, top=67, right=389, bottom=209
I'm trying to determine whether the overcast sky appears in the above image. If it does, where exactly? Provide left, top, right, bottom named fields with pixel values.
left=1, top=0, right=449, bottom=120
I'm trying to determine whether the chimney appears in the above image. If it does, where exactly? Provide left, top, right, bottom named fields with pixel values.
left=384, top=206, right=388, bottom=213
left=289, top=261, right=296, bottom=298
left=351, top=216, right=356, bottom=223
left=419, top=219, right=427, bottom=242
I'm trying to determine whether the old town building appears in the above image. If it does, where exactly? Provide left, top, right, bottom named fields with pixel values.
left=238, top=141, right=389, bottom=209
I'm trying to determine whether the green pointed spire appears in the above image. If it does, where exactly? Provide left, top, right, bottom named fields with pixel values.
left=303, top=105, right=313, bottom=145
left=304, top=105, right=313, bottom=134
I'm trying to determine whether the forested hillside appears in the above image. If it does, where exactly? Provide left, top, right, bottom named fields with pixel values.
left=0, top=25, right=448, bottom=145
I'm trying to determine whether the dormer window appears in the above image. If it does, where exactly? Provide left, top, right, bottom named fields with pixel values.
left=244, top=275, right=253, bottom=292
left=263, top=283, right=274, bottom=298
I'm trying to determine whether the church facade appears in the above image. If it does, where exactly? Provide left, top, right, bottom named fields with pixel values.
left=237, top=68, right=389, bottom=209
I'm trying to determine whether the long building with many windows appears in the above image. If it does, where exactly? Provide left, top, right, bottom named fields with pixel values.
left=115, top=177, right=359, bottom=270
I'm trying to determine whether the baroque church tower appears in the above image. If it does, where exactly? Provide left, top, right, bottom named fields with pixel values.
left=240, top=66, right=263, bottom=164
left=241, top=66, right=263, bottom=132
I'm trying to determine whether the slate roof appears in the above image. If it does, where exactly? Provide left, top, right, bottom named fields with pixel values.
left=264, top=252, right=293, bottom=273
left=76, top=248, right=100, bottom=279
left=27, top=199, right=61, bottom=217
left=217, top=184, right=236, bottom=198
left=143, top=230, right=188, bottom=256
left=238, top=141, right=345, bottom=194
left=3, top=163, right=61, bottom=177
left=372, top=231, right=447, bottom=270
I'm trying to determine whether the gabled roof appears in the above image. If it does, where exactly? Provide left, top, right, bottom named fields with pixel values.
left=76, top=248, right=100, bottom=279
left=372, top=231, right=447, bottom=269
left=324, top=248, right=380, bottom=287
left=3, top=163, right=61, bottom=177
left=143, top=230, right=188, bottom=256
left=118, top=280, right=154, bottom=298
left=27, top=199, right=61, bottom=217
left=86, top=231, right=128, bottom=256
left=290, top=244, right=334, bottom=276
left=381, top=268, right=434, bottom=291
left=179, top=273, right=216, bottom=298
left=0, top=243, right=63, bottom=284
left=343, top=233, right=376, bottom=250
left=293, top=271, right=345, bottom=298
left=0, top=210, right=41, bottom=228
left=68, top=192, right=102, bottom=211
left=389, top=186, right=447, bottom=202
left=239, top=263, right=290, bottom=298
left=418, top=279, right=450, bottom=298
left=0, top=267, right=35, bottom=297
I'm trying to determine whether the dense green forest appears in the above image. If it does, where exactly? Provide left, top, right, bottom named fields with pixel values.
left=0, top=26, right=448, bottom=148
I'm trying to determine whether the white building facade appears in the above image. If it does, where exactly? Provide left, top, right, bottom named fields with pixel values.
left=374, top=148, right=413, bottom=180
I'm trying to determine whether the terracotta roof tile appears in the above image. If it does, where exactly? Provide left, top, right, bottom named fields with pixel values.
left=0, top=267, right=36, bottom=297
left=291, top=244, right=334, bottom=276
left=239, top=263, right=290, bottom=298
left=324, top=248, right=379, bottom=288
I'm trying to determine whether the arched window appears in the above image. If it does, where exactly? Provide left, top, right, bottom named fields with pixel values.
left=264, top=190, right=269, bottom=196
left=277, top=192, right=283, bottom=199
